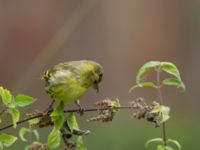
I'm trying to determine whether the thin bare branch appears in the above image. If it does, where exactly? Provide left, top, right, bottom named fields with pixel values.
left=0, top=106, right=134, bottom=132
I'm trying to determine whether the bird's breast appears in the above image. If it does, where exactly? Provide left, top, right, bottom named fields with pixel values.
left=45, top=70, right=87, bottom=102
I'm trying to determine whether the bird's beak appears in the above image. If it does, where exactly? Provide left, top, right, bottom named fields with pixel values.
left=93, top=84, right=99, bottom=93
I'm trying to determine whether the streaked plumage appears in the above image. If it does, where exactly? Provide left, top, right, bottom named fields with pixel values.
left=41, top=60, right=103, bottom=103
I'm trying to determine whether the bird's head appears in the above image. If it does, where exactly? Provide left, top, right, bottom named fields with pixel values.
left=82, top=60, right=103, bottom=92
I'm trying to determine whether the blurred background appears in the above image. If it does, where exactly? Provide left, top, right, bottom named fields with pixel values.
left=0, top=0, right=200, bottom=149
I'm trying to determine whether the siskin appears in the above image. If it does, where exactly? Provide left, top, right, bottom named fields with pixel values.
left=41, top=60, right=103, bottom=105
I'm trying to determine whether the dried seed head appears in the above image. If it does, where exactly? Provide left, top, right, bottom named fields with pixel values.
left=28, top=143, right=48, bottom=150
left=88, top=99, right=119, bottom=122
left=94, top=99, right=113, bottom=108
left=64, top=142, right=76, bottom=150
left=130, top=98, right=161, bottom=127
left=35, top=114, right=53, bottom=128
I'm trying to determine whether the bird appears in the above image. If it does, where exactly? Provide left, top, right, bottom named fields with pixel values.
left=41, top=60, right=103, bottom=109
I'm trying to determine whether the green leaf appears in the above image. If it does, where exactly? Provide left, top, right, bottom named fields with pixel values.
left=111, top=99, right=120, bottom=113
left=0, top=87, right=13, bottom=106
left=111, top=99, right=120, bottom=108
left=150, top=104, right=170, bottom=124
left=0, top=143, right=3, bottom=150
left=19, top=127, right=29, bottom=142
left=66, top=112, right=79, bottom=133
left=9, top=108, right=20, bottom=128
left=50, top=101, right=65, bottom=130
left=157, top=145, right=165, bottom=150
left=130, top=82, right=156, bottom=92
left=157, top=145, right=175, bottom=150
left=145, top=138, right=163, bottom=148
left=24, top=145, right=29, bottom=150
left=136, top=61, right=161, bottom=84
left=133, top=61, right=186, bottom=93
left=161, top=62, right=181, bottom=80
left=28, top=118, right=40, bottom=126
left=160, top=105, right=170, bottom=123
left=0, top=134, right=17, bottom=148
left=76, top=136, right=87, bottom=150
left=19, top=127, right=40, bottom=143
left=150, top=103, right=161, bottom=113
left=33, top=130, right=40, bottom=141
left=15, top=94, right=36, bottom=107
left=47, top=128, right=61, bottom=149
left=168, top=139, right=181, bottom=150
left=162, top=78, right=186, bottom=91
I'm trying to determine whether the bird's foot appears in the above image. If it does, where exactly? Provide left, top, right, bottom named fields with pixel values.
left=75, top=100, right=85, bottom=116
left=78, top=107, right=85, bottom=116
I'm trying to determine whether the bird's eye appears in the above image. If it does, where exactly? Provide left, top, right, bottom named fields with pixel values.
left=94, top=73, right=103, bottom=84
left=99, top=73, right=103, bottom=82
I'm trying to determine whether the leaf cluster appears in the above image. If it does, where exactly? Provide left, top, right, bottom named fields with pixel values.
left=129, top=61, right=185, bottom=150
left=0, top=87, right=36, bottom=149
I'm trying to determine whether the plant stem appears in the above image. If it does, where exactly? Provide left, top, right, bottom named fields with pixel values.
left=156, top=66, right=167, bottom=146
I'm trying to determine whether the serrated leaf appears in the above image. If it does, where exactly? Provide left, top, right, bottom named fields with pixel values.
left=66, top=113, right=79, bottom=133
left=47, top=128, right=61, bottom=149
left=19, top=127, right=29, bottom=142
left=136, top=61, right=161, bottom=84
left=15, top=94, right=36, bottom=107
left=162, top=78, right=186, bottom=91
left=9, top=108, right=20, bottom=128
left=0, top=134, right=17, bottom=147
left=130, top=82, right=156, bottom=92
left=50, top=101, right=65, bottom=130
left=76, top=136, right=87, bottom=150
left=145, top=138, right=163, bottom=148
left=0, top=87, right=13, bottom=106
left=168, top=139, right=181, bottom=150
left=157, top=145, right=175, bottom=150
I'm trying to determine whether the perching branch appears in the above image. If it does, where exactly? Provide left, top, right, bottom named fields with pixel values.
left=0, top=106, right=134, bottom=132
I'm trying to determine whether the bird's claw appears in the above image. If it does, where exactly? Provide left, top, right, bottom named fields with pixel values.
left=77, top=107, right=85, bottom=116
left=75, top=100, right=85, bottom=116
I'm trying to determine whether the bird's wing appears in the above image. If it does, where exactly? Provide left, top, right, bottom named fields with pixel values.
left=41, top=62, right=72, bottom=81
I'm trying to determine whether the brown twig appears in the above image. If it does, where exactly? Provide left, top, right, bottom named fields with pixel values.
left=0, top=106, right=134, bottom=132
